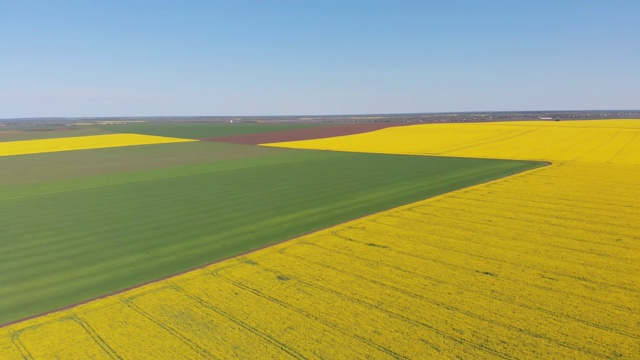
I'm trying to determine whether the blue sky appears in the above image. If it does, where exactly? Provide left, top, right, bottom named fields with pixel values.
left=1, top=0, right=638, bottom=118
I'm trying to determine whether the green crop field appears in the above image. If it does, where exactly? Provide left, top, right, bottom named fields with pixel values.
left=0, top=130, right=542, bottom=325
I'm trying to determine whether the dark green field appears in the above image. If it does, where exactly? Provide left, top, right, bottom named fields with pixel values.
left=0, top=131, right=542, bottom=324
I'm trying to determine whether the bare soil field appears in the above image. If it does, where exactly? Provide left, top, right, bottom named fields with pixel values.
left=203, top=123, right=411, bottom=144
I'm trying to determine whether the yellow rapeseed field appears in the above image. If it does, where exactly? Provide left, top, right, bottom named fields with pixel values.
left=1, top=119, right=638, bottom=358
left=263, top=119, right=640, bottom=165
left=0, top=133, right=195, bottom=157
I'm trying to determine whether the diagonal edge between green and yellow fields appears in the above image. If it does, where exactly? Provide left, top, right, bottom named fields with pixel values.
left=4, top=120, right=639, bottom=358
left=0, top=145, right=543, bottom=325
left=0, top=160, right=551, bottom=334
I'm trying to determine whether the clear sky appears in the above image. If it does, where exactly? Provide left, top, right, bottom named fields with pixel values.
left=1, top=0, right=638, bottom=118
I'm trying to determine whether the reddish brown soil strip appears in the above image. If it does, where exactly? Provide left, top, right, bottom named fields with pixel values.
left=0, top=131, right=23, bottom=136
left=202, top=123, right=412, bottom=145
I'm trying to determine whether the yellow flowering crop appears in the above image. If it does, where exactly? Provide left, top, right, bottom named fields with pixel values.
left=1, top=119, right=638, bottom=358
left=0, top=133, right=195, bottom=157
left=263, top=119, right=640, bottom=165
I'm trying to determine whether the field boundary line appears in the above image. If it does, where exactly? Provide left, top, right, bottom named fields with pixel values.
left=0, top=158, right=551, bottom=329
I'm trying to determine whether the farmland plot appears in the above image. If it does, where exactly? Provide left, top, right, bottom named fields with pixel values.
left=1, top=160, right=638, bottom=358
left=1, top=119, right=638, bottom=359
left=264, top=119, right=640, bottom=165
left=0, top=139, right=535, bottom=324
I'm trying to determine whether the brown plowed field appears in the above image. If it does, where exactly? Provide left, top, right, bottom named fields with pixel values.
left=0, top=131, right=21, bottom=136
left=202, top=123, right=411, bottom=145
